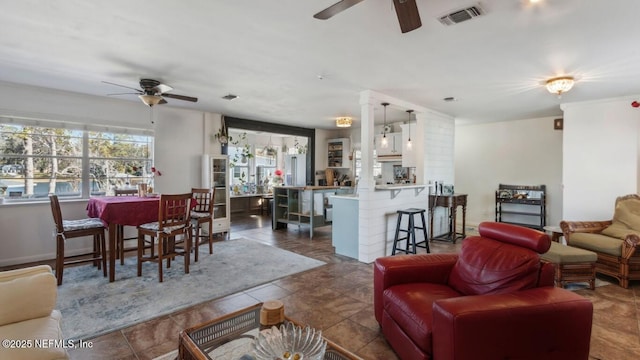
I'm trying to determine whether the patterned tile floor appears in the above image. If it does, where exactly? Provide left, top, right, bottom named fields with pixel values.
left=5, top=213, right=640, bottom=359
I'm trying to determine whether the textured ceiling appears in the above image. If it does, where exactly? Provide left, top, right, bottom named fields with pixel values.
left=1, top=0, right=639, bottom=129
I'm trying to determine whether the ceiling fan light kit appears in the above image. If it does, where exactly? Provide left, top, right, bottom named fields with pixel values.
left=546, top=76, right=575, bottom=97
left=336, top=117, right=353, bottom=128
left=104, top=78, right=198, bottom=107
left=138, top=94, right=164, bottom=107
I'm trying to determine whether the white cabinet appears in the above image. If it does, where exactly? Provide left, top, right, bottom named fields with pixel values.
left=327, top=138, right=351, bottom=168
left=375, top=132, right=402, bottom=157
left=203, top=155, right=230, bottom=236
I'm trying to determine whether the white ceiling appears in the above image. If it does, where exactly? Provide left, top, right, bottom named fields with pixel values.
left=1, top=0, right=639, bottom=129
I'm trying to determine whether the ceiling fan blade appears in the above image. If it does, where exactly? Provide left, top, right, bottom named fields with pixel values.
left=154, top=83, right=173, bottom=94
left=393, top=0, right=422, bottom=33
left=102, top=81, right=142, bottom=93
left=313, top=0, right=365, bottom=20
left=162, top=93, right=198, bottom=102
left=107, top=92, right=139, bottom=96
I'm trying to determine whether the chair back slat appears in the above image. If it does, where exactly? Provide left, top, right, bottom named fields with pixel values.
left=191, top=188, right=214, bottom=214
left=158, top=193, right=192, bottom=230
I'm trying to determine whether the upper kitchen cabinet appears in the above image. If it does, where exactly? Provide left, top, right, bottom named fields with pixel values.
left=375, top=132, right=402, bottom=159
left=327, top=138, right=351, bottom=168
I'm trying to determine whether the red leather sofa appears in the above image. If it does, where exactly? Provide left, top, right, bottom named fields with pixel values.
left=374, top=222, right=593, bottom=360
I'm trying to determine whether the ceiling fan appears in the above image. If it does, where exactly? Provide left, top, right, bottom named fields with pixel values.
left=314, top=0, right=421, bottom=33
left=103, top=79, right=198, bottom=107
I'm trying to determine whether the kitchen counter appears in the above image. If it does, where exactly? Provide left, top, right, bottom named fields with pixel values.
left=374, top=184, right=426, bottom=190
left=272, top=186, right=342, bottom=239
left=375, top=184, right=427, bottom=199
left=230, top=193, right=269, bottom=198
left=277, top=186, right=342, bottom=190
left=230, top=193, right=268, bottom=214
left=332, top=193, right=358, bottom=199
left=331, top=196, right=359, bottom=259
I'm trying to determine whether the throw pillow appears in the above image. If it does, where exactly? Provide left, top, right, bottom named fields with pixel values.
left=613, top=198, right=640, bottom=232
left=602, top=222, right=640, bottom=239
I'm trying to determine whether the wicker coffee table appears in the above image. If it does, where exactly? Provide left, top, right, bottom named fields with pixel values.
left=178, top=303, right=363, bottom=360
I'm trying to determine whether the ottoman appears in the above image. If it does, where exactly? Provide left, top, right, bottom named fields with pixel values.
left=540, top=242, right=597, bottom=290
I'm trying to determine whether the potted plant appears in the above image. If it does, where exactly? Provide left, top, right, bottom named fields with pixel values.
left=272, top=169, right=283, bottom=186
left=293, top=137, right=307, bottom=154
left=214, top=117, right=229, bottom=154
left=229, top=132, right=253, bottom=167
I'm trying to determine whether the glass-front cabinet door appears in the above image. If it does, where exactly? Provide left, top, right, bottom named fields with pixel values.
left=209, top=155, right=230, bottom=236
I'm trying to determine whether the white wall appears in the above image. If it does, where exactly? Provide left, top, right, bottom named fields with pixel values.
left=0, top=82, right=220, bottom=266
left=153, top=107, right=208, bottom=193
left=561, top=97, right=640, bottom=220
left=455, top=117, right=563, bottom=228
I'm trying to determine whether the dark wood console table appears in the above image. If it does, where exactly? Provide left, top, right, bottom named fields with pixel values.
left=429, top=194, right=467, bottom=243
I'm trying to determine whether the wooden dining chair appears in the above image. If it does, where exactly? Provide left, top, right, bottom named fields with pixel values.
left=49, top=194, right=107, bottom=285
left=137, top=193, right=193, bottom=282
left=114, top=188, right=139, bottom=265
left=190, top=187, right=215, bottom=262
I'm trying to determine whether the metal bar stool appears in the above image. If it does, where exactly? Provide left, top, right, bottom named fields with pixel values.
left=392, top=208, right=430, bottom=255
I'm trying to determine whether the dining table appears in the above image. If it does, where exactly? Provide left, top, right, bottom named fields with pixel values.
left=87, top=195, right=160, bottom=282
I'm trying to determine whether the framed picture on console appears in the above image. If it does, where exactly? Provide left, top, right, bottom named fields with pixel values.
left=442, top=184, right=454, bottom=195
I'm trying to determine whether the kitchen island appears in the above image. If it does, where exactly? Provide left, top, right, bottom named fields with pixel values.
left=331, top=193, right=359, bottom=259
left=272, top=186, right=341, bottom=239
left=331, top=183, right=430, bottom=262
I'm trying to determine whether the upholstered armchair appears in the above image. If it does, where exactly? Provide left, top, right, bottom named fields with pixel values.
left=374, top=222, right=593, bottom=360
left=561, top=194, right=640, bottom=288
left=0, top=265, right=68, bottom=360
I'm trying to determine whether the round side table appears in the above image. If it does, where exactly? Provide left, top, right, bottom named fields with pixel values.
left=543, top=225, right=563, bottom=243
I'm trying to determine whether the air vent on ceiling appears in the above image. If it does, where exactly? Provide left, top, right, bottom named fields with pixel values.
left=222, top=94, right=239, bottom=101
left=438, top=4, right=484, bottom=26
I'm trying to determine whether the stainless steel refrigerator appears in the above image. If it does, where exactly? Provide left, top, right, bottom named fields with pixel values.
left=284, top=154, right=306, bottom=186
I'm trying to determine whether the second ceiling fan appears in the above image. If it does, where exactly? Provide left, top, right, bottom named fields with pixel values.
left=104, top=79, right=198, bottom=107
left=314, top=0, right=421, bottom=34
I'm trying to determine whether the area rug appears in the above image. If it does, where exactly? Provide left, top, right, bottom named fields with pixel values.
left=56, top=238, right=325, bottom=340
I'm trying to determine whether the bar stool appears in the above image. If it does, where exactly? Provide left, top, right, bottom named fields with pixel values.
left=392, top=208, right=430, bottom=255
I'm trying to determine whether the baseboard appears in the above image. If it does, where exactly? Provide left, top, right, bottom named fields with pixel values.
left=0, top=247, right=94, bottom=268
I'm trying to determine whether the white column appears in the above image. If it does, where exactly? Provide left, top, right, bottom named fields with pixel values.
left=359, top=95, right=375, bottom=190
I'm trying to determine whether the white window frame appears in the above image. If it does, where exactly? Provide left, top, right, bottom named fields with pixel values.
left=0, top=117, right=153, bottom=202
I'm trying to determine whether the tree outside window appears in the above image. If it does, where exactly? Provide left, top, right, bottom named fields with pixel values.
left=0, top=122, right=153, bottom=199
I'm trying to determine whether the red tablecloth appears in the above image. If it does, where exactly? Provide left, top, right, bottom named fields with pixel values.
left=87, top=196, right=160, bottom=227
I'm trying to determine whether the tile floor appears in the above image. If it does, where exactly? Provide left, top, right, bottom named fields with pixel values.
left=6, top=213, right=640, bottom=359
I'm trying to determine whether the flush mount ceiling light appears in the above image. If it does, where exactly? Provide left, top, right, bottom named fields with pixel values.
left=138, top=94, right=164, bottom=107
left=546, top=76, right=575, bottom=97
left=336, top=116, right=352, bottom=128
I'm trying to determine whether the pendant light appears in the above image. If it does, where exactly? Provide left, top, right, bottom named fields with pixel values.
left=406, top=110, right=413, bottom=150
left=381, top=102, right=389, bottom=149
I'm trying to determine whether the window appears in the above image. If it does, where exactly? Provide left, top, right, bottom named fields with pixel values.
left=228, top=135, right=280, bottom=193
left=0, top=121, right=153, bottom=200
left=228, top=144, right=250, bottom=190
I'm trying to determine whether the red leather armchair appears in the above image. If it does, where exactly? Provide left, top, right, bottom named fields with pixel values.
left=374, top=222, right=593, bottom=360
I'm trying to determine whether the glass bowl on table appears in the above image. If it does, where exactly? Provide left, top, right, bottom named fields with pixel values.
left=254, top=321, right=327, bottom=360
